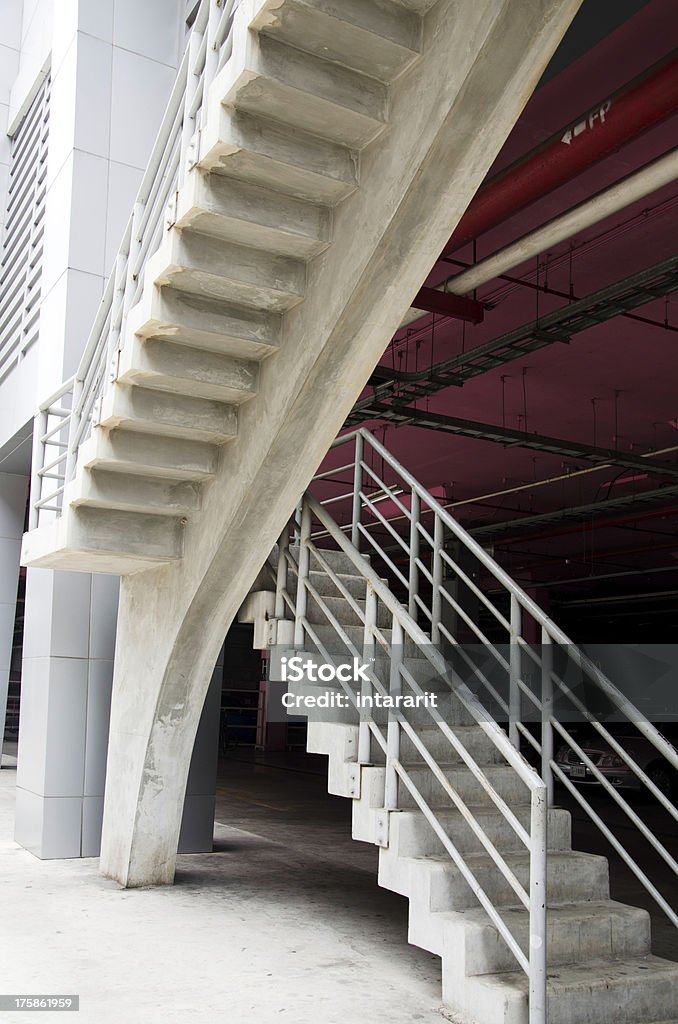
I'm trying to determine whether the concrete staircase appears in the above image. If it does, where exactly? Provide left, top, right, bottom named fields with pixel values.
left=248, top=544, right=678, bottom=1024
left=21, top=0, right=433, bottom=573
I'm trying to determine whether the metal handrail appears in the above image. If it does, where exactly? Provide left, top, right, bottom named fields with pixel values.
left=272, top=491, right=548, bottom=1022
left=267, top=426, right=678, bottom=1023
left=28, top=0, right=244, bottom=528
left=310, top=429, right=677, bottom=929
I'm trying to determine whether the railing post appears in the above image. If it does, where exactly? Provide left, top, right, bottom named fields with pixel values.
left=359, top=584, right=377, bottom=764
left=408, top=490, right=419, bottom=620
left=351, top=431, right=364, bottom=550
left=293, top=502, right=311, bottom=648
left=201, top=0, right=221, bottom=131
left=180, top=20, right=204, bottom=181
left=541, top=626, right=554, bottom=806
left=275, top=524, right=289, bottom=620
left=385, top=615, right=403, bottom=809
left=64, top=379, right=83, bottom=484
left=431, top=515, right=443, bottom=644
left=28, top=407, right=48, bottom=530
left=528, top=784, right=548, bottom=1024
left=509, top=595, right=522, bottom=749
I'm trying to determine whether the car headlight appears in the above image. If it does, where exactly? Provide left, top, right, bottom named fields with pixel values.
left=598, top=752, right=626, bottom=769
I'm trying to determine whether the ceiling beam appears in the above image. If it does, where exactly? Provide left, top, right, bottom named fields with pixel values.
left=347, top=253, right=678, bottom=424
left=411, top=286, right=484, bottom=324
left=363, top=402, right=678, bottom=480
left=470, top=483, right=678, bottom=539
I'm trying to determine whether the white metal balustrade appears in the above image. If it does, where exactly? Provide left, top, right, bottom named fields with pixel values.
left=28, top=0, right=243, bottom=528
left=269, top=427, right=678, bottom=1024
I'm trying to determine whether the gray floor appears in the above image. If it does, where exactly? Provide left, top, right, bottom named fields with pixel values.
left=0, top=757, right=444, bottom=1024
left=1, top=745, right=675, bottom=1024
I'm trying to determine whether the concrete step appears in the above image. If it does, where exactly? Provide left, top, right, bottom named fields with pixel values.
left=20, top=506, right=183, bottom=574
left=146, top=229, right=306, bottom=312
left=389, top=804, right=572, bottom=859
left=292, top=568, right=369, bottom=600
left=252, top=0, right=421, bottom=82
left=98, top=384, right=238, bottom=445
left=128, top=286, right=282, bottom=359
left=80, top=429, right=218, bottom=482
left=117, top=336, right=259, bottom=404
left=446, top=901, right=652, bottom=978
left=218, top=28, right=388, bottom=149
left=289, top=543, right=371, bottom=575
left=399, top=725, right=509, bottom=765
left=460, top=955, right=678, bottom=1024
left=176, top=171, right=332, bottom=259
left=398, top=762, right=531, bottom=808
left=200, top=108, right=359, bottom=207
left=305, top=592, right=392, bottom=628
left=389, top=850, right=610, bottom=914
left=70, top=468, right=202, bottom=517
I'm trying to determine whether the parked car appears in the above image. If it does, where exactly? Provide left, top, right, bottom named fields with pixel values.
left=555, top=730, right=677, bottom=801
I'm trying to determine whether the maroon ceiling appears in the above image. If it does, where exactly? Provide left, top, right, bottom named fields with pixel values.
left=320, top=0, right=678, bottom=620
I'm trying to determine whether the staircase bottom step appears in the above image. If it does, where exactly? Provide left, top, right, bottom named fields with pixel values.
left=20, top=507, right=183, bottom=574
left=450, top=955, right=678, bottom=1024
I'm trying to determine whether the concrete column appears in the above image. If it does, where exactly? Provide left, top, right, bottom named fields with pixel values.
left=0, top=474, right=27, bottom=759
left=178, top=648, right=222, bottom=854
left=14, top=568, right=220, bottom=858
left=15, top=570, right=119, bottom=857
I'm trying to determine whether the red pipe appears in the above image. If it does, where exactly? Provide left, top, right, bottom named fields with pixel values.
left=445, top=51, right=678, bottom=255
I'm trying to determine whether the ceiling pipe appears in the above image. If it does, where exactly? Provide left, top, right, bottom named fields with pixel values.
left=435, top=147, right=678, bottom=300
left=444, top=50, right=678, bottom=253
left=404, top=145, right=678, bottom=325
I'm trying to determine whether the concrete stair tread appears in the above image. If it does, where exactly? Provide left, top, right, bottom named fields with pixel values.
left=413, top=850, right=601, bottom=869
left=128, top=286, right=282, bottom=359
left=421, top=901, right=651, bottom=977
left=20, top=507, right=183, bottom=574
left=218, top=30, right=388, bottom=149
left=80, top=429, right=218, bottom=483
left=200, top=109, right=360, bottom=206
left=252, top=0, right=421, bottom=82
left=175, top=171, right=332, bottom=260
left=149, top=230, right=306, bottom=312
left=486, top=952, right=678, bottom=985
left=70, top=468, right=202, bottom=517
left=98, top=385, right=238, bottom=444
left=117, top=336, right=259, bottom=404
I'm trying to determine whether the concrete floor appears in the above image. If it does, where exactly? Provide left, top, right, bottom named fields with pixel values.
left=0, top=755, right=444, bottom=1024
left=1, top=744, right=675, bottom=1024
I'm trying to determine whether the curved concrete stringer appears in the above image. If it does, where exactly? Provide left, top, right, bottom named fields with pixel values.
left=94, top=0, right=582, bottom=887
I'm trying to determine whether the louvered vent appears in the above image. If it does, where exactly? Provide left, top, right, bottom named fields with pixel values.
left=0, top=76, right=50, bottom=384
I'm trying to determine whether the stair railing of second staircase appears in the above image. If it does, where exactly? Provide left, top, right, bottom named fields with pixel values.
left=312, top=429, right=678, bottom=929
left=270, top=426, right=678, bottom=1024
left=29, top=0, right=243, bottom=528
left=272, top=472, right=550, bottom=1024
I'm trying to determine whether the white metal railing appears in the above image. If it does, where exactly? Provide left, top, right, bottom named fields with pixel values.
left=28, top=0, right=243, bottom=528
left=269, top=427, right=678, bottom=1024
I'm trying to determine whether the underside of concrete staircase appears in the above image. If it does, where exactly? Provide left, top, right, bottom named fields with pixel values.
left=245, top=544, right=678, bottom=1024
left=21, top=0, right=436, bottom=573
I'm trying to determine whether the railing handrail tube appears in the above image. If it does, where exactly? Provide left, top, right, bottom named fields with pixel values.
left=329, top=428, right=677, bottom=768
left=307, top=493, right=545, bottom=795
